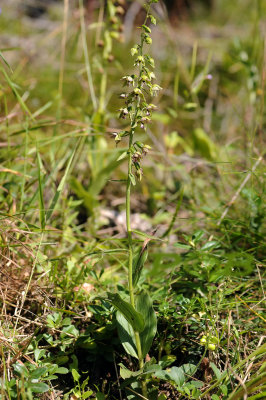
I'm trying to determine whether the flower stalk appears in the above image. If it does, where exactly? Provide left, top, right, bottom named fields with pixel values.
left=113, top=1, right=160, bottom=396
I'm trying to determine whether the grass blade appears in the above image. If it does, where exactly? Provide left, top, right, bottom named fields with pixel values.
left=46, top=144, right=77, bottom=223
left=36, top=151, right=45, bottom=230
left=0, top=65, right=32, bottom=117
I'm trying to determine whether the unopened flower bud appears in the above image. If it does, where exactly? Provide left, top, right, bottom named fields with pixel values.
left=110, top=31, right=120, bottom=40
left=115, top=6, right=125, bottom=15
left=107, top=54, right=114, bottom=62
left=145, top=36, right=152, bottom=44
left=142, top=24, right=151, bottom=33
left=131, top=47, right=138, bottom=56
left=110, top=16, right=118, bottom=24
left=97, top=40, right=104, bottom=48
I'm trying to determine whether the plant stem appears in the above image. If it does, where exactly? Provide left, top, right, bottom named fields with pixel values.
left=126, top=131, right=134, bottom=306
left=125, top=4, right=153, bottom=397
left=126, top=127, right=147, bottom=397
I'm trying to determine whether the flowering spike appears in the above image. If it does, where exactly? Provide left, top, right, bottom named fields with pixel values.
left=112, top=0, right=161, bottom=183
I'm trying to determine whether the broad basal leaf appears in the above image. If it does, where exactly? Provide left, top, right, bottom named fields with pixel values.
left=136, top=290, right=157, bottom=357
left=107, top=293, right=145, bottom=333
left=116, top=290, right=157, bottom=359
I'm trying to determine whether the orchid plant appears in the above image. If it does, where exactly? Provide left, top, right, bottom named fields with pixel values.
left=106, top=1, right=161, bottom=398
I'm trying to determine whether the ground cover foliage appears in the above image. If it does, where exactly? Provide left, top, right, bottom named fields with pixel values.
left=0, top=0, right=265, bottom=399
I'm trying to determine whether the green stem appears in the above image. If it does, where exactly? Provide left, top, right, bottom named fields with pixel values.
left=126, top=133, right=147, bottom=395
left=125, top=4, right=152, bottom=397
left=126, top=130, right=134, bottom=306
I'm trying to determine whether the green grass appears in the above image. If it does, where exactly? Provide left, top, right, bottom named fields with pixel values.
left=0, top=0, right=265, bottom=399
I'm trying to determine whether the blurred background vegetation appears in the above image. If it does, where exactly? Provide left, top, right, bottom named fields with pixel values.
left=0, top=0, right=265, bottom=399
